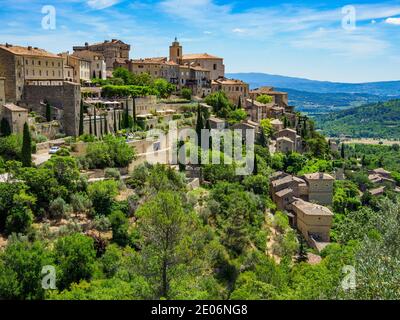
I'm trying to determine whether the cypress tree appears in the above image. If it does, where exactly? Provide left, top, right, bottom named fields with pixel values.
left=100, top=116, right=104, bottom=137
left=237, top=97, right=242, bottom=109
left=79, top=100, right=84, bottom=136
left=132, top=97, right=137, bottom=129
left=21, top=122, right=32, bottom=167
left=93, top=107, right=97, bottom=137
left=45, top=102, right=51, bottom=122
left=89, top=115, right=92, bottom=135
left=123, top=103, right=130, bottom=129
left=195, top=103, right=204, bottom=147
left=113, top=109, right=117, bottom=133
left=0, top=118, right=11, bottom=136
left=104, top=116, right=108, bottom=135
left=253, top=154, right=258, bottom=175
left=341, top=144, right=345, bottom=159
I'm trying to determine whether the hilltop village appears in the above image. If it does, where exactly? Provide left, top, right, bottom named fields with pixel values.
left=0, top=38, right=399, bottom=300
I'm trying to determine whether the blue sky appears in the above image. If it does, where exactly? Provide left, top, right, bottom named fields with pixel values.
left=1, top=0, right=400, bottom=82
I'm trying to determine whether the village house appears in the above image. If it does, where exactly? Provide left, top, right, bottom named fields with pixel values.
left=275, top=128, right=302, bottom=153
left=270, top=172, right=335, bottom=251
left=72, top=50, right=107, bottom=80
left=211, top=77, right=249, bottom=106
left=0, top=43, right=65, bottom=103
left=0, top=103, right=28, bottom=134
left=368, top=168, right=396, bottom=188
left=303, top=173, right=335, bottom=206
left=73, top=39, right=130, bottom=72
left=249, top=86, right=289, bottom=110
left=291, top=198, right=334, bottom=250
left=59, top=52, right=91, bottom=84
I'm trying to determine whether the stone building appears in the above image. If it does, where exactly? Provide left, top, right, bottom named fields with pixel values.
left=73, top=39, right=130, bottom=71
left=303, top=173, right=335, bottom=205
left=249, top=86, right=289, bottom=110
left=291, top=198, right=333, bottom=247
left=182, top=53, right=225, bottom=81
left=72, top=50, right=106, bottom=80
left=270, top=172, right=335, bottom=251
left=275, top=128, right=302, bottom=153
left=211, top=77, right=249, bottom=106
left=0, top=43, right=64, bottom=102
left=59, top=52, right=91, bottom=83
left=121, top=57, right=180, bottom=85
left=0, top=103, right=28, bottom=134
left=23, top=82, right=81, bottom=136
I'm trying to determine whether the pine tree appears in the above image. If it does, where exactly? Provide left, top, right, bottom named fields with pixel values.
left=45, top=102, right=51, bottom=122
left=0, top=118, right=11, bottom=136
left=21, top=122, right=32, bottom=167
left=79, top=100, right=84, bottom=136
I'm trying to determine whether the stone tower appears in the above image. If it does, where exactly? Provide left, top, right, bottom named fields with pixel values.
left=169, top=37, right=182, bottom=64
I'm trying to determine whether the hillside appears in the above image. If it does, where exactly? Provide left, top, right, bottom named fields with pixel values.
left=227, top=72, right=400, bottom=96
left=316, top=99, right=400, bottom=139
left=277, top=87, right=398, bottom=116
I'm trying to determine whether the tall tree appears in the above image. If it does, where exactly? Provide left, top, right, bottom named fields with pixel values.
left=21, top=122, right=32, bottom=167
left=123, top=103, right=130, bottom=130
left=89, top=115, right=93, bottom=135
left=341, top=143, right=345, bottom=159
left=132, top=97, right=137, bottom=129
left=136, top=191, right=193, bottom=299
left=104, top=116, right=108, bottom=135
left=79, top=99, right=84, bottom=136
left=45, top=102, right=52, bottom=122
left=93, top=106, right=97, bottom=137
left=195, top=103, right=204, bottom=147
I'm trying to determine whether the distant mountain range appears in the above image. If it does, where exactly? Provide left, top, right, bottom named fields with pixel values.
left=227, top=72, right=400, bottom=115
left=316, top=99, right=400, bottom=140
left=227, top=72, right=400, bottom=96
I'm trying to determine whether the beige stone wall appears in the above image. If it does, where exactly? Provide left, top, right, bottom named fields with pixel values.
left=0, top=106, right=28, bottom=134
left=0, top=49, right=17, bottom=102
left=0, top=78, right=5, bottom=105
left=182, top=58, right=224, bottom=80
left=276, top=139, right=295, bottom=153
left=293, top=206, right=332, bottom=243
left=212, top=82, right=249, bottom=106
left=307, top=180, right=334, bottom=205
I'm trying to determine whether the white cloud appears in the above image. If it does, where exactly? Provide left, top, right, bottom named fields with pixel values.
left=385, top=17, right=400, bottom=25
left=232, top=28, right=246, bottom=34
left=87, top=0, right=120, bottom=10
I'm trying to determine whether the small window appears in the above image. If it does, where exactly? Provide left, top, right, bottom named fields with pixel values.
left=213, top=64, right=217, bottom=70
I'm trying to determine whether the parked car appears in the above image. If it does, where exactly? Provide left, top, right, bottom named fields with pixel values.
left=49, top=146, right=60, bottom=154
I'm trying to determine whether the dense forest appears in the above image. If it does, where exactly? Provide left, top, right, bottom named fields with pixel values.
left=316, top=100, right=400, bottom=139
left=1, top=119, right=400, bottom=299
